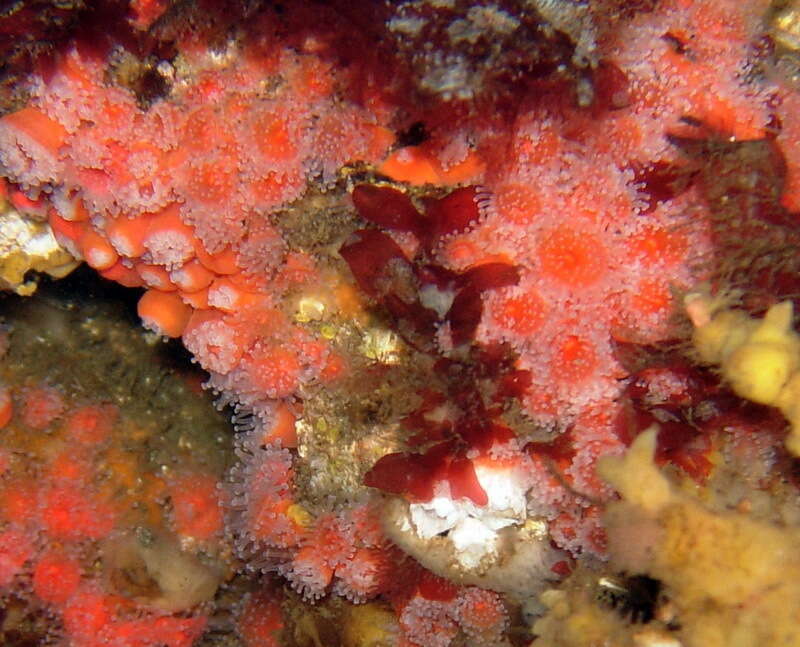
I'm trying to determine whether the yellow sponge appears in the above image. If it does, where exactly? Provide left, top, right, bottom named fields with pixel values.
left=686, top=294, right=800, bottom=455
left=726, top=342, right=797, bottom=405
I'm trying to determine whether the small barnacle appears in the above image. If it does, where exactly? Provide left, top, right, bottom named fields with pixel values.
left=359, top=327, right=404, bottom=364
left=596, top=574, right=662, bottom=623
left=294, top=295, right=327, bottom=323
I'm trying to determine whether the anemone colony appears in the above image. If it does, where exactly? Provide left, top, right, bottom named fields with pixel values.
left=1, top=0, right=800, bottom=646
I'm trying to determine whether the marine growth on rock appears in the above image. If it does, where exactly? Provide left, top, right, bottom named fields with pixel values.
left=1, top=1, right=800, bottom=646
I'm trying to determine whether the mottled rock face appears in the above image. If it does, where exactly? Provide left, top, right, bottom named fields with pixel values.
left=384, top=0, right=596, bottom=103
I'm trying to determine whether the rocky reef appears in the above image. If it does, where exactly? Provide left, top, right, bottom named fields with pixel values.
left=1, top=1, right=800, bottom=645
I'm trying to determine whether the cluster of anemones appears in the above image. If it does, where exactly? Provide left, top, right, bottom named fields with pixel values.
left=2, top=0, right=800, bottom=645
left=0, top=380, right=220, bottom=646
